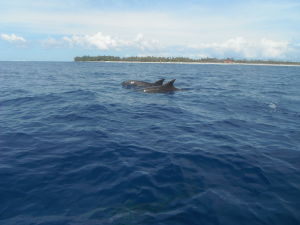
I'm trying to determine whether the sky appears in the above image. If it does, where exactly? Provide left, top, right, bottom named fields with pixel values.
left=0, top=0, right=300, bottom=61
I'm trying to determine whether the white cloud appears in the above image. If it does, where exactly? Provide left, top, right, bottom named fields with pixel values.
left=189, top=37, right=290, bottom=59
left=259, top=38, right=289, bottom=58
left=133, top=33, right=161, bottom=51
left=0, top=33, right=26, bottom=43
left=63, top=32, right=119, bottom=50
left=61, top=32, right=161, bottom=51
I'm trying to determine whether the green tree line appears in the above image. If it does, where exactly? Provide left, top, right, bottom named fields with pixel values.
left=74, top=55, right=300, bottom=65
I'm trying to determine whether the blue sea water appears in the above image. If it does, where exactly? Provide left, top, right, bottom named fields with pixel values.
left=0, top=61, right=300, bottom=225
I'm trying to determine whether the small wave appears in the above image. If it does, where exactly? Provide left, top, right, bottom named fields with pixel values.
left=1, top=61, right=300, bottom=225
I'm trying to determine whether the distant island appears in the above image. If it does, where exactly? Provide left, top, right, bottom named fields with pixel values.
left=74, top=55, right=300, bottom=65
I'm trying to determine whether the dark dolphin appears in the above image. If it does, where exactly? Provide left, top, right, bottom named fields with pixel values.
left=142, top=79, right=181, bottom=93
left=122, top=79, right=165, bottom=88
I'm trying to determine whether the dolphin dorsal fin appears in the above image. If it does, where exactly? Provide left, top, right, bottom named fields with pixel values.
left=163, top=79, right=176, bottom=87
left=154, top=79, right=165, bottom=85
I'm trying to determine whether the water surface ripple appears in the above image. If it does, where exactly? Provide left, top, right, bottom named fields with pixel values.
left=0, top=62, right=300, bottom=225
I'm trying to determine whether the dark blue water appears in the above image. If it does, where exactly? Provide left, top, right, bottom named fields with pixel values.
left=0, top=61, right=300, bottom=225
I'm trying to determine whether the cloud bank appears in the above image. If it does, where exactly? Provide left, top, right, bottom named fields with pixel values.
left=4, top=31, right=299, bottom=61
left=63, top=32, right=118, bottom=50
left=189, top=37, right=291, bottom=59
left=61, top=32, right=161, bottom=51
left=55, top=33, right=295, bottom=60
left=0, top=33, right=26, bottom=43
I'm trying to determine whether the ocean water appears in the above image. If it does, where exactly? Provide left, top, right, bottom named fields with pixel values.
left=0, top=61, right=300, bottom=225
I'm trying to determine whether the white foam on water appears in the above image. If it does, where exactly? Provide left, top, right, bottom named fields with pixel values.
left=268, top=103, right=277, bottom=109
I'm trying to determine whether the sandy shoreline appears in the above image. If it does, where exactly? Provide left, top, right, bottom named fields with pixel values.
left=79, top=60, right=300, bottom=67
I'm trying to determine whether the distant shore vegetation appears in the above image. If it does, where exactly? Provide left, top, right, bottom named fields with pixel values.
left=74, top=55, right=300, bottom=65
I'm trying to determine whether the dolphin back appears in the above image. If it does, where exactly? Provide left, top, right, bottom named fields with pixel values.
left=122, top=79, right=165, bottom=88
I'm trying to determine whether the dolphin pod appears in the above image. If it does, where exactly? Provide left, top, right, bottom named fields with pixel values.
left=122, top=79, right=165, bottom=88
left=122, top=78, right=182, bottom=93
